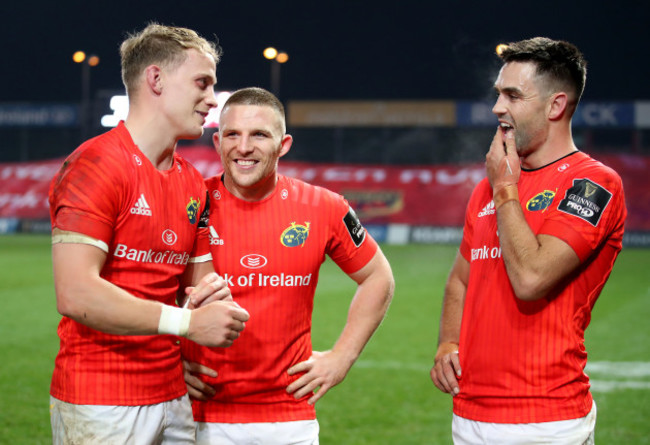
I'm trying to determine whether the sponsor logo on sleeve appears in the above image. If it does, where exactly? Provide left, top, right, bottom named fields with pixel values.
left=198, top=191, right=210, bottom=228
left=526, top=190, right=556, bottom=212
left=343, top=207, right=366, bottom=247
left=281, top=222, right=310, bottom=247
left=557, top=178, right=612, bottom=226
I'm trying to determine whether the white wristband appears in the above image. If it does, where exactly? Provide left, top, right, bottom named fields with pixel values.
left=158, top=305, right=192, bottom=337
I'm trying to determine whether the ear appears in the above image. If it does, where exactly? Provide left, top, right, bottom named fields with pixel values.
left=212, top=131, right=221, bottom=150
left=547, top=92, right=568, bottom=121
left=278, top=134, right=293, bottom=158
left=145, top=65, right=163, bottom=95
left=212, top=131, right=224, bottom=161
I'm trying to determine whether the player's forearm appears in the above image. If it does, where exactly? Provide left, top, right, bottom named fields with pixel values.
left=331, top=272, right=394, bottom=364
left=438, top=281, right=466, bottom=345
left=437, top=254, right=467, bottom=347
left=496, top=201, right=555, bottom=300
left=52, top=242, right=166, bottom=335
left=177, top=260, right=213, bottom=306
left=179, top=260, right=214, bottom=291
left=437, top=294, right=463, bottom=348
left=55, top=275, right=166, bottom=335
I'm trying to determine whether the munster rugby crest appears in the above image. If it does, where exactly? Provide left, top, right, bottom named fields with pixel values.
left=526, top=190, right=556, bottom=212
left=186, top=197, right=200, bottom=224
left=281, top=222, right=310, bottom=247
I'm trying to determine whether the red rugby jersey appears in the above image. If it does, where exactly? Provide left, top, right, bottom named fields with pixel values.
left=455, top=151, right=626, bottom=423
left=183, top=174, right=378, bottom=422
left=49, top=122, right=210, bottom=405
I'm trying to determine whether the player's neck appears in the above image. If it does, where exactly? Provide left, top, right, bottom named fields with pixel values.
left=521, top=128, right=577, bottom=170
left=224, top=173, right=278, bottom=202
left=124, top=116, right=177, bottom=171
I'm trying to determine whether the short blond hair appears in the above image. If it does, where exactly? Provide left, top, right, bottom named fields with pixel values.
left=120, top=23, right=221, bottom=95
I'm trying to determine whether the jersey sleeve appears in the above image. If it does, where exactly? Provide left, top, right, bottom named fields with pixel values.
left=538, top=167, right=626, bottom=262
left=190, top=188, right=212, bottom=262
left=49, top=144, right=128, bottom=245
left=325, top=193, right=378, bottom=274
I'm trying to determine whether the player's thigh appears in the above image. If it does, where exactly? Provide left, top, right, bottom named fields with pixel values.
left=196, top=420, right=319, bottom=445
left=50, top=395, right=195, bottom=445
left=452, top=402, right=596, bottom=445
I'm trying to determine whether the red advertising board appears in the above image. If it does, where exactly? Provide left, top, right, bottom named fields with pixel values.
left=1, top=147, right=648, bottom=234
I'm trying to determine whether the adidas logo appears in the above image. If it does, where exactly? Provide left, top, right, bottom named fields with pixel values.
left=209, top=225, right=224, bottom=245
left=130, top=194, right=152, bottom=216
left=478, top=200, right=495, bottom=217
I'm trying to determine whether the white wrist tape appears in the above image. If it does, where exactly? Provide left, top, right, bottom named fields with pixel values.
left=158, top=305, right=192, bottom=337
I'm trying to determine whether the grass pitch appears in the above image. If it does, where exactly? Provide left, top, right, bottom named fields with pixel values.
left=0, top=235, right=648, bottom=444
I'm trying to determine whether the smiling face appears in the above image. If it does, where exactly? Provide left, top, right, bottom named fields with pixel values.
left=214, top=104, right=293, bottom=201
left=492, top=61, right=551, bottom=158
left=159, top=48, right=218, bottom=140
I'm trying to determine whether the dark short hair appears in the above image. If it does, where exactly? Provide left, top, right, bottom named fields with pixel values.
left=498, top=37, right=587, bottom=108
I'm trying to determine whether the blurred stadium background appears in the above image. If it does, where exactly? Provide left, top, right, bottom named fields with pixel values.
left=1, top=92, right=649, bottom=246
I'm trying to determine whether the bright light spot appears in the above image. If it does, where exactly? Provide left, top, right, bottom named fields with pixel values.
left=204, top=91, right=232, bottom=128
left=101, top=91, right=233, bottom=128
left=100, top=114, right=121, bottom=128
left=73, top=51, right=86, bottom=63
left=216, top=91, right=232, bottom=104
left=88, top=56, right=100, bottom=67
left=263, top=47, right=278, bottom=60
left=496, top=44, right=509, bottom=56
left=276, top=52, right=289, bottom=64
left=101, top=95, right=129, bottom=127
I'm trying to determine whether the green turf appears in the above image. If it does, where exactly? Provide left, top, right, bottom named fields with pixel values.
left=313, top=244, right=650, bottom=444
left=0, top=235, right=58, bottom=444
left=0, top=235, right=648, bottom=444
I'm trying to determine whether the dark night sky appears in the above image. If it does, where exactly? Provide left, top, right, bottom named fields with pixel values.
left=4, top=1, right=650, bottom=104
